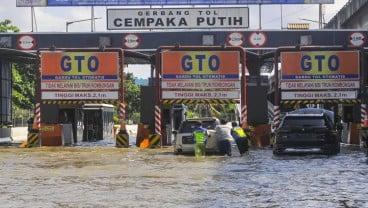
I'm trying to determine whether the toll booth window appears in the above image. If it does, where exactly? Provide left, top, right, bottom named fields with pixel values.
left=1, top=64, right=11, bottom=124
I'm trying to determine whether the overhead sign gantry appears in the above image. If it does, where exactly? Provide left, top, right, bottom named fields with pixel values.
left=28, top=47, right=127, bottom=146
left=272, top=46, right=365, bottom=129
left=153, top=45, right=247, bottom=145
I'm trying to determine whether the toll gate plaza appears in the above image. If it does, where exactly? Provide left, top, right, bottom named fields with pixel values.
left=0, top=29, right=367, bottom=147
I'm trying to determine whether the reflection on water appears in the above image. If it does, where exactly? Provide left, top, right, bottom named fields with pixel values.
left=1, top=145, right=368, bottom=208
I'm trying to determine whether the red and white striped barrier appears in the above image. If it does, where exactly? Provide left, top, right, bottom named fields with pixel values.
left=35, top=103, right=41, bottom=130
left=273, top=105, right=280, bottom=129
left=361, top=104, right=368, bottom=128
left=241, top=105, right=248, bottom=128
left=155, top=105, right=161, bottom=135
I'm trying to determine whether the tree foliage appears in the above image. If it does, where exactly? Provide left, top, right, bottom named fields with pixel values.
left=0, top=20, right=34, bottom=114
left=124, top=72, right=141, bottom=123
left=0, top=19, right=19, bottom=32
left=12, top=63, right=36, bottom=111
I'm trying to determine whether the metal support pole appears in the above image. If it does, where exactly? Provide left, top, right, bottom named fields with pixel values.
left=319, top=4, right=322, bottom=29
left=91, top=6, right=95, bottom=32
left=259, top=4, right=262, bottom=30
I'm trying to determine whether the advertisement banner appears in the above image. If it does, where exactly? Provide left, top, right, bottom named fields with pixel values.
left=17, top=0, right=334, bottom=7
left=281, top=51, right=360, bottom=81
left=16, top=0, right=46, bottom=6
left=161, top=51, right=240, bottom=80
left=107, top=7, right=249, bottom=30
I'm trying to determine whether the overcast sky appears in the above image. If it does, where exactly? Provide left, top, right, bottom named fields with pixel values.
left=0, top=0, right=350, bottom=78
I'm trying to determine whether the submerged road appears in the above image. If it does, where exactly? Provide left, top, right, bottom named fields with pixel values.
left=1, top=143, right=368, bottom=208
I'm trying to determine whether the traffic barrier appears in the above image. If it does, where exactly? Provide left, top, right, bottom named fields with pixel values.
left=249, top=124, right=271, bottom=147
left=361, top=104, right=368, bottom=128
left=148, top=134, right=161, bottom=148
left=26, top=132, right=40, bottom=147
left=348, top=123, right=360, bottom=145
left=113, top=125, right=120, bottom=137
left=136, top=123, right=151, bottom=147
left=116, top=132, right=129, bottom=148
left=41, top=124, right=62, bottom=146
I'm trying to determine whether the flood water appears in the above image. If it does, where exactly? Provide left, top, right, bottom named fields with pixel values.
left=1, top=142, right=368, bottom=208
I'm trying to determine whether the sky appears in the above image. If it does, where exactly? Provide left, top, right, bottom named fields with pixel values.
left=0, top=0, right=350, bottom=78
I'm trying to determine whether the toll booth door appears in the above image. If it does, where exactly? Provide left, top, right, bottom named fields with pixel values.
left=83, top=110, right=103, bottom=141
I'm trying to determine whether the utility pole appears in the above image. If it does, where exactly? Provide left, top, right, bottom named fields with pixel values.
left=66, top=17, right=101, bottom=32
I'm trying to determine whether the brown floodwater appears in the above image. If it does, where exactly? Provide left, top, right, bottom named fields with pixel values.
left=1, top=142, right=368, bottom=208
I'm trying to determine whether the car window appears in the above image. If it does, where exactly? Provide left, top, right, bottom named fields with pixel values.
left=202, top=120, right=218, bottom=130
left=178, top=121, right=200, bottom=133
left=281, top=117, right=326, bottom=128
left=178, top=119, right=219, bottom=133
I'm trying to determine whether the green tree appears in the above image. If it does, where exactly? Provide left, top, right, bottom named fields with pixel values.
left=0, top=20, right=34, bottom=124
left=123, top=72, right=141, bottom=123
left=0, top=19, right=20, bottom=32
left=12, top=63, right=36, bottom=111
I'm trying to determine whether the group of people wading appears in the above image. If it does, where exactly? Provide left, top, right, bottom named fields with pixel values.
left=192, top=119, right=250, bottom=158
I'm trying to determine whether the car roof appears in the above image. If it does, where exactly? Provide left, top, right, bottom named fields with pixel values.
left=185, top=117, right=219, bottom=122
left=289, top=108, right=331, bottom=114
left=288, top=108, right=334, bottom=121
left=284, top=113, right=325, bottom=118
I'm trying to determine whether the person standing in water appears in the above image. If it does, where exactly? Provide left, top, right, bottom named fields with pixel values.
left=193, top=121, right=209, bottom=158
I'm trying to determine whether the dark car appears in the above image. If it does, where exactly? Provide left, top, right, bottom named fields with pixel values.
left=273, top=112, right=340, bottom=155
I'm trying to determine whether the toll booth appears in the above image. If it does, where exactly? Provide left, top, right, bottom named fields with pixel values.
left=170, top=104, right=187, bottom=131
left=167, top=104, right=187, bottom=144
left=82, top=104, right=114, bottom=142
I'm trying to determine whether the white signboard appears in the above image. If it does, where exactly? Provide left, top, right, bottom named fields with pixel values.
left=107, top=7, right=249, bottom=30
left=16, top=0, right=46, bottom=6
left=227, top=32, right=244, bottom=46
left=17, top=35, right=36, bottom=50
left=162, top=90, right=240, bottom=99
left=123, top=34, right=140, bottom=49
left=249, top=31, right=267, bottom=47
left=280, top=81, right=360, bottom=90
left=349, top=32, right=366, bottom=47
left=42, top=91, right=119, bottom=100
left=162, top=80, right=240, bottom=89
left=41, top=82, right=119, bottom=90
left=281, top=91, right=357, bottom=100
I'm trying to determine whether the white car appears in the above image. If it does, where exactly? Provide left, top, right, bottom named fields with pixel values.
left=173, top=117, right=220, bottom=155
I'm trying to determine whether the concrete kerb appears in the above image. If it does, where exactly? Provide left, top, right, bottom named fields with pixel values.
left=9, top=125, right=138, bottom=144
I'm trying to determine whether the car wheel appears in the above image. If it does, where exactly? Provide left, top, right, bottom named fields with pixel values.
left=326, top=142, right=340, bottom=155
left=333, top=141, right=341, bottom=154
left=273, top=148, right=284, bottom=156
left=336, top=141, right=341, bottom=154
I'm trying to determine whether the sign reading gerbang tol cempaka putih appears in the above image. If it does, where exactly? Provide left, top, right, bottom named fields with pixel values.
left=107, top=7, right=249, bottom=30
